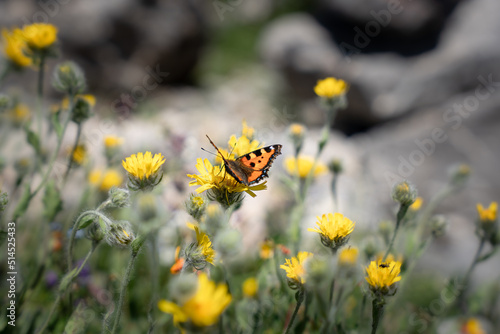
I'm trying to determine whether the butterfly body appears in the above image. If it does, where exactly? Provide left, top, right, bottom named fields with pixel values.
left=206, top=135, right=282, bottom=186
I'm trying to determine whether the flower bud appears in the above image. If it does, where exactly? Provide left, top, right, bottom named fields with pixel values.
left=329, top=158, right=343, bottom=175
left=430, top=215, right=448, bottom=238
left=52, top=61, right=86, bottom=96
left=476, top=202, right=498, bottom=242
left=288, top=123, right=305, bottom=156
left=391, top=181, right=417, bottom=207
left=184, top=242, right=209, bottom=271
left=86, top=222, right=105, bottom=242
left=185, top=194, right=206, bottom=222
left=71, top=94, right=95, bottom=124
left=108, top=187, right=130, bottom=208
left=131, top=233, right=147, bottom=255
left=105, top=221, right=135, bottom=248
left=449, top=164, right=470, bottom=188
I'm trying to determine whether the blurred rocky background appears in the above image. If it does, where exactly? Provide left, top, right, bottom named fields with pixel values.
left=2, top=0, right=500, bottom=280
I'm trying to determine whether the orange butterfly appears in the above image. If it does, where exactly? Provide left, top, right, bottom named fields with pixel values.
left=206, top=135, right=282, bottom=186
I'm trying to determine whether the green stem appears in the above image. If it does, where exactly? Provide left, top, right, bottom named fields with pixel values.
left=63, top=122, right=82, bottom=184
left=36, top=295, right=61, bottom=334
left=37, top=54, right=45, bottom=99
left=457, top=237, right=486, bottom=309
left=370, top=297, right=385, bottom=334
left=31, top=95, right=75, bottom=198
left=382, top=204, right=408, bottom=261
left=67, top=210, right=113, bottom=272
left=284, top=288, right=305, bottom=334
left=37, top=242, right=98, bottom=334
left=147, top=236, right=159, bottom=332
left=110, top=250, right=139, bottom=334
left=0, top=64, right=10, bottom=82
left=36, top=54, right=46, bottom=144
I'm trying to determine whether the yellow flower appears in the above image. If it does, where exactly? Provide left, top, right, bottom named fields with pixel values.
left=409, top=197, right=423, bottom=211
left=192, top=196, right=204, bottom=207
left=194, top=225, right=215, bottom=265
left=284, top=156, right=327, bottom=179
left=100, top=170, right=123, bottom=191
left=1, top=28, right=31, bottom=67
left=241, top=120, right=255, bottom=139
left=21, top=23, right=57, bottom=50
left=122, top=151, right=164, bottom=180
left=216, top=135, right=262, bottom=164
left=314, top=77, right=348, bottom=99
left=187, top=158, right=266, bottom=198
left=339, top=247, right=359, bottom=266
left=365, top=260, right=402, bottom=294
left=462, top=318, right=486, bottom=334
left=280, top=251, right=313, bottom=287
left=289, top=123, right=306, bottom=137
left=260, top=240, right=274, bottom=259
left=242, top=277, right=258, bottom=298
left=477, top=202, right=497, bottom=222
left=158, top=273, right=232, bottom=327
left=61, top=94, right=96, bottom=110
left=104, top=135, right=124, bottom=148
left=89, top=169, right=123, bottom=191
left=71, top=144, right=87, bottom=165
left=89, top=169, right=102, bottom=186
left=375, top=252, right=403, bottom=265
left=308, top=213, right=355, bottom=250
left=7, top=103, right=30, bottom=123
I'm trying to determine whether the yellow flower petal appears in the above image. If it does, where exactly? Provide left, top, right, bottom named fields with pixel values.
left=314, top=77, right=349, bottom=98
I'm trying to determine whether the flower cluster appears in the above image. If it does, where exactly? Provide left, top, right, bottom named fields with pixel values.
left=2, top=23, right=58, bottom=69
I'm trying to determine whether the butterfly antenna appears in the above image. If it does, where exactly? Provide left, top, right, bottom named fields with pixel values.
left=201, top=147, right=218, bottom=157
left=206, top=135, right=226, bottom=161
left=205, top=135, right=228, bottom=179
left=228, top=140, right=238, bottom=158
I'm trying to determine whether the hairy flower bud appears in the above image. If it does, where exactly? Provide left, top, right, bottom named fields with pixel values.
left=52, top=61, right=86, bottom=96
left=108, top=187, right=130, bottom=208
left=391, top=181, right=417, bottom=207
left=105, top=221, right=135, bottom=248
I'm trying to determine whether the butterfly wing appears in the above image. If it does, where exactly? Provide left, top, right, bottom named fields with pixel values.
left=235, top=145, right=282, bottom=185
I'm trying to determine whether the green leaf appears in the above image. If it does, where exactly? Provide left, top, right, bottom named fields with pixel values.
left=78, top=214, right=95, bottom=230
left=43, top=180, right=63, bottom=221
left=52, top=111, right=63, bottom=139
left=25, top=127, right=42, bottom=156
left=64, top=301, right=89, bottom=334
left=12, top=183, right=32, bottom=220
left=59, top=267, right=78, bottom=293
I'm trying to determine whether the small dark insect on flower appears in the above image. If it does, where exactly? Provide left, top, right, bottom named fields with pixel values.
left=379, top=263, right=390, bottom=268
